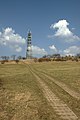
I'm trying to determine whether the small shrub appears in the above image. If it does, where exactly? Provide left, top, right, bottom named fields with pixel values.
left=38, top=58, right=51, bottom=62
left=1, top=61, right=5, bottom=64
left=75, top=59, right=78, bottom=62
left=38, top=58, right=43, bottom=62
left=34, top=58, right=38, bottom=62
left=15, top=60, right=19, bottom=64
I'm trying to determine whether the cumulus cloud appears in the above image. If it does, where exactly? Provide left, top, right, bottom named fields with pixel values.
left=49, top=45, right=58, bottom=53
left=0, top=27, right=26, bottom=52
left=31, top=45, right=47, bottom=56
left=63, top=46, right=80, bottom=56
left=10, top=45, right=22, bottom=52
left=49, top=19, right=80, bottom=42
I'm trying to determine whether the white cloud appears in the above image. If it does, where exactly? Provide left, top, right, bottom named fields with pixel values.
left=51, top=20, right=71, bottom=37
left=10, top=45, right=22, bottom=52
left=50, top=19, right=80, bottom=42
left=0, top=27, right=26, bottom=52
left=63, top=46, right=80, bottom=56
left=2, top=27, right=25, bottom=44
left=49, top=45, right=58, bottom=53
left=31, top=45, right=47, bottom=56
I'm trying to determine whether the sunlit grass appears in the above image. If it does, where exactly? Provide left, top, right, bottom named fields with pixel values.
left=0, top=64, right=60, bottom=120
left=32, top=62, right=80, bottom=93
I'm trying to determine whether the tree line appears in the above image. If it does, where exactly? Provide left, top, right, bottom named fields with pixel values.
left=34, top=54, right=80, bottom=62
left=0, top=55, right=26, bottom=61
left=0, top=55, right=26, bottom=64
left=0, top=53, right=80, bottom=64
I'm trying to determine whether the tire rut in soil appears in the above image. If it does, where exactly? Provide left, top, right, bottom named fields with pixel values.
left=33, top=67, right=80, bottom=100
left=28, top=66, right=78, bottom=120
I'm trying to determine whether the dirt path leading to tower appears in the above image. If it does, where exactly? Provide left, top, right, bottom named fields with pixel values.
left=37, top=70, right=80, bottom=100
left=28, top=66, right=78, bottom=120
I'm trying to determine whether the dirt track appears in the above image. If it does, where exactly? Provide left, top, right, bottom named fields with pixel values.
left=38, top=71, right=80, bottom=100
left=28, top=66, right=78, bottom=120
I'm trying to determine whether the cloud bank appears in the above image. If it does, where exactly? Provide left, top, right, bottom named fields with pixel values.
left=63, top=46, right=80, bottom=56
left=48, top=45, right=80, bottom=56
left=49, top=19, right=80, bottom=42
left=49, top=45, right=58, bottom=53
left=31, top=45, right=47, bottom=56
left=0, top=27, right=25, bottom=52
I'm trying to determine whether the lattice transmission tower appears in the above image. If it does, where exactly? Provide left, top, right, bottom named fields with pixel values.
left=26, top=30, right=32, bottom=59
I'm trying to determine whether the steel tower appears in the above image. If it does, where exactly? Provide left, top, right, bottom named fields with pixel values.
left=26, top=30, right=32, bottom=59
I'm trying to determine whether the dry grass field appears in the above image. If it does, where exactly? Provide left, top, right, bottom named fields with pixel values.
left=0, top=61, right=80, bottom=120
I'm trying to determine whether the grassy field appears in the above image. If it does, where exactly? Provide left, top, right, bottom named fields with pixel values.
left=0, top=61, right=80, bottom=120
left=33, top=61, right=80, bottom=93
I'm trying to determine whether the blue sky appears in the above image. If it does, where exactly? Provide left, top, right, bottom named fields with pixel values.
left=0, top=0, right=80, bottom=57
